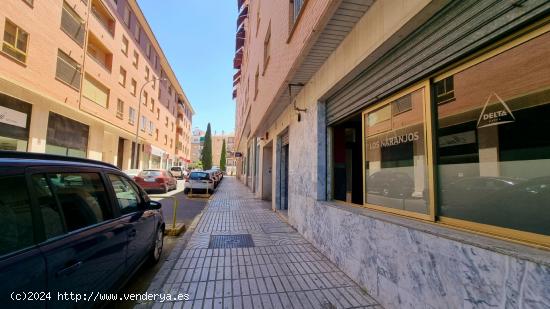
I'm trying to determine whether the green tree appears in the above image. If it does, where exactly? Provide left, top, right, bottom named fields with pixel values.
left=201, top=123, right=213, bottom=170
left=220, top=139, right=227, bottom=172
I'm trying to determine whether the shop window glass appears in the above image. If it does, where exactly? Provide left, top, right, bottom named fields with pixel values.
left=0, top=93, right=31, bottom=151
left=364, top=87, right=429, bottom=215
left=436, top=31, right=550, bottom=236
left=46, top=112, right=88, bottom=158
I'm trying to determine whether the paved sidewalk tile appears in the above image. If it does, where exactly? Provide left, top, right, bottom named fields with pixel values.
left=140, top=177, right=380, bottom=309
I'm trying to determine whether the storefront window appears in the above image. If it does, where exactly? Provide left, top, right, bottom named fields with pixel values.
left=0, top=93, right=31, bottom=151
left=363, top=87, right=430, bottom=215
left=436, top=31, right=550, bottom=236
left=46, top=112, right=88, bottom=158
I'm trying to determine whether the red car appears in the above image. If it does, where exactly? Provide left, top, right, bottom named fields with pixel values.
left=134, top=169, right=177, bottom=193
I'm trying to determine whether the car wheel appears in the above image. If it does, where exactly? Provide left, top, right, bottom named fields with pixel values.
left=163, top=185, right=168, bottom=193
left=184, top=188, right=189, bottom=194
left=147, top=226, right=164, bottom=266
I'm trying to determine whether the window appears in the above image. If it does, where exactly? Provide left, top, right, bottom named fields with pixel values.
left=148, top=121, right=153, bottom=135
left=131, top=79, right=137, bottom=96
left=156, top=108, right=160, bottom=120
left=56, top=49, right=81, bottom=89
left=140, top=115, right=146, bottom=131
left=116, top=99, right=124, bottom=119
left=164, top=134, right=167, bottom=145
left=123, top=5, right=130, bottom=26
left=290, top=0, right=305, bottom=26
left=263, top=22, right=271, bottom=73
left=108, top=174, right=141, bottom=214
left=121, top=35, right=129, bottom=55
left=82, top=74, right=109, bottom=108
left=150, top=98, right=154, bottom=112
left=165, top=116, right=168, bottom=127
left=152, top=78, right=156, bottom=89
left=119, top=66, right=127, bottom=86
left=22, top=0, right=34, bottom=6
left=87, top=32, right=112, bottom=71
left=145, top=66, right=150, bottom=80
left=30, top=174, right=66, bottom=239
left=143, top=91, right=148, bottom=106
left=47, top=173, right=112, bottom=232
left=133, top=24, right=140, bottom=42
left=254, top=66, right=259, bottom=99
left=434, top=76, right=455, bottom=104
left=170, top=138, right=173, bottom=148
left=363, top=86, right=430, bottom=217
left=436, top=31, right=550, bottom=238
left=155, top=128, right=159, bottom=140
left=0, top=174, right=34, bottom=256
left=61, top=1, right=85, bottom=46
left=132, top=50, right=139, bottom=68
left=392, top=93, right=412, bottom=115
left=2, top=19, right=29, bottom=63
left=128, top=106, right=136, bottom=125
left=91, top=0, right=115, bottom=36
left=146, top=41, right=151, bottom=58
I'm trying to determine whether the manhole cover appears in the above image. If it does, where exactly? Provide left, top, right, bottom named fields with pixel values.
left=208, top=234, right=255, bottom=249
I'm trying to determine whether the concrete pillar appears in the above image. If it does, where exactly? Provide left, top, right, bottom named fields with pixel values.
left=87, top=123, right=104, bottom=161
left=102, top=132, right=118, bottom=165
left=27, top=104, right=49, bottom=153
left=122, top=139, right=132, bottom=170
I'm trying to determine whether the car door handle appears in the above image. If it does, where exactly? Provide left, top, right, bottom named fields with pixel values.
left=128, top=229, right=137, bottom=239
left=56, top=261, right=82, bottom=277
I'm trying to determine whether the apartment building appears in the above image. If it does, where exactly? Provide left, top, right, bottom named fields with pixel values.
left=0, top=0, right=193, bottom=170
left=233, top=0, right=550, bottom=307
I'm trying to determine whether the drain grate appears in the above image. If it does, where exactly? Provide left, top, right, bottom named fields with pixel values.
left=208, top=234, right=255, bottom=249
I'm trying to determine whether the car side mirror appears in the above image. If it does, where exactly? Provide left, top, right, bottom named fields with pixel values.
left=146, top=200, right=162, bottom=210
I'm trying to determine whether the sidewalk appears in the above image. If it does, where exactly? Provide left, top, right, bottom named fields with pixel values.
left=140, top=177, right=381, bottom=309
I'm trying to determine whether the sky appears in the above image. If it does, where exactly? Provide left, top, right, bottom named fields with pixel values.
left=137, top=0, right=238, bottom=135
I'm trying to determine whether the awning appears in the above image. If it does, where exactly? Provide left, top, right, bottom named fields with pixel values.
left=232, top=88, right=237, bottom=99
left=235, top=26, right=245, bottom=51
left=233, top=72, right=241, bottom=86
left=237, top=0, right=245, bottom=11
left=151, top=145, right=165, bottom=157
left=237, top=5, right=248, bottom=29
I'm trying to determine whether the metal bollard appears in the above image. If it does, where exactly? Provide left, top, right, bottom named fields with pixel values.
left=148, top=194, right=178, bottom=230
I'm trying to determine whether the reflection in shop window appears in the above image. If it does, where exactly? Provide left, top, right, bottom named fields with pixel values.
left=363, top=87, right=430, bottom=215
left=436, top=31, right=550, bottom=236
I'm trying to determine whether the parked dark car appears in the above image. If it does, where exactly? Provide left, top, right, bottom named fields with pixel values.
left=0, top=151, right=165, bottom=309
left=440, top=176, right=524, bottom=217
left=366, top=170, right=414, bottom=198
left=134, top=169, right=177, bottom=193
left=449, top=176, right=550, bottom=236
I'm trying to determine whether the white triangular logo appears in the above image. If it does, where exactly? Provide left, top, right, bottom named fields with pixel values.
left=477, top=92, right=516, bottom=128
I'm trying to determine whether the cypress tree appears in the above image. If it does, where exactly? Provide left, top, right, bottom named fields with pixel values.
left=220, top=139, right=227, bottom=172
left=201, top=123, right=213, bottom=170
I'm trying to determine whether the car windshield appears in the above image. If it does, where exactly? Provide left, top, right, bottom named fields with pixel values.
left=190, top=172, right=209, bottom=180
left=140, top=170, right=162, bottom=177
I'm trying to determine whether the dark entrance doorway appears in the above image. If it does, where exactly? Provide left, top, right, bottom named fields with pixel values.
left=117, top=138, right=125, bottom=169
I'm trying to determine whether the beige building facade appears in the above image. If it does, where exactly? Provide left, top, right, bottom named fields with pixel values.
left=0, top=0, right=193, bottom=170
left=234, top=0, right=550, bottom=307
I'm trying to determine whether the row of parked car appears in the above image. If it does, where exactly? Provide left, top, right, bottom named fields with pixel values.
left=184, top=169, right=224, bottom=194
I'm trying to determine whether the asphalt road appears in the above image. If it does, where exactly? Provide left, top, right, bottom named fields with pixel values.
left=113, top=180, right=210, bottom=309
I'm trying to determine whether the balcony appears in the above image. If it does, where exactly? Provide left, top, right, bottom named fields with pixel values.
left=91, top=0, right=115, bottom=37
left=87, top=32, right=113, bottom=72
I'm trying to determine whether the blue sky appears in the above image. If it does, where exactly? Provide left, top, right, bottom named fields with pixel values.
left=138, top=0, right=238, bottom=135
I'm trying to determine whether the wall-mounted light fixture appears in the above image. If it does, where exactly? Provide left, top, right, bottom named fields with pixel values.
left=288, top=83, right=306, bottom=122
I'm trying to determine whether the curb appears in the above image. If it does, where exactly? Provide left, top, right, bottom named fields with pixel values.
left=134, top=201, right=209, bottom=308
